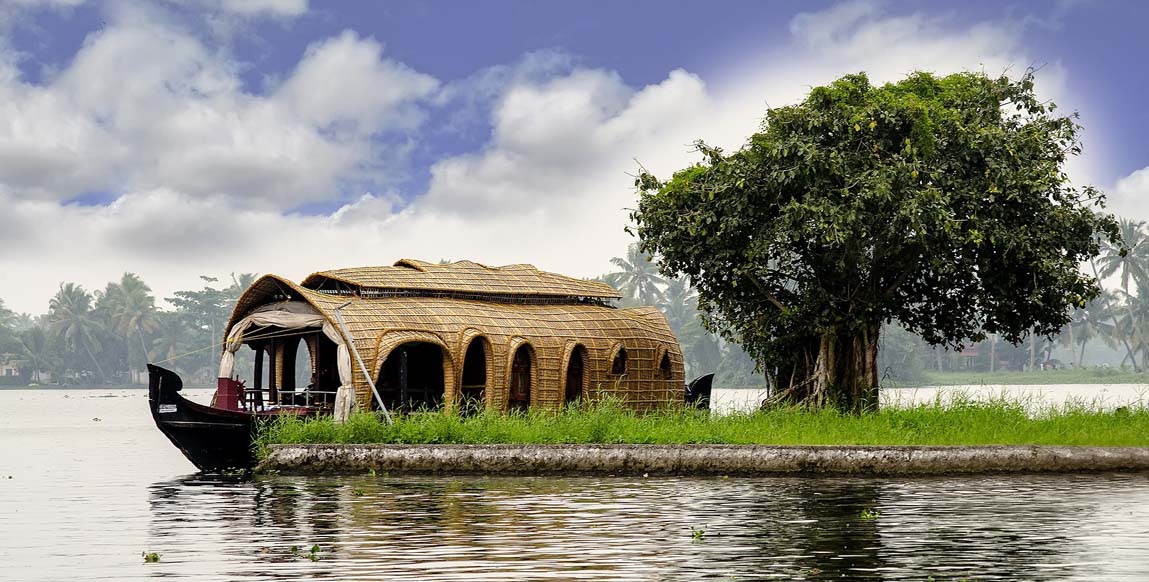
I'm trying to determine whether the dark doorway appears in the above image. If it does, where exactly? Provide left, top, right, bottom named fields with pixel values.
left=460, top=338, right=488, bottom=416
left=508, top=344, right=533, bottom=412
left=564, top=345, right=587, bottom=405
left=611, top=346, right=628, bottom=375
left=659, top=351, right=672, bottom=381
left=378, top=342, right=445, bottom=412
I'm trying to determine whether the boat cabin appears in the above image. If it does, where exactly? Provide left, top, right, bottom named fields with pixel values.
left=215, top=259, right=685, bottom=418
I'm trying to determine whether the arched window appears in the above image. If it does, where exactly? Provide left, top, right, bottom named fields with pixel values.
left=508, top=344, right=533, bottom=412
left=611, top=346, right=627, bottom=375
left=459, top=337, right=490, bottom=416
left=377, top=342, right=446, bottom=412
left=659, top=351, right=672, bottom=381
left=564, top=344, right=588, bottom=405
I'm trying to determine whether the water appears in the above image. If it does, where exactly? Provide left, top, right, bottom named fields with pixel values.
left=713, top=384, right=1149, bottom=414
left=2, top=389, right=1149, bottom=581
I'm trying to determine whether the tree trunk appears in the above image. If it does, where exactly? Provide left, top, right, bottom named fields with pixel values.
left=1078, top=339, right=1087, bottom=368
left=989, top=335, right=996, bottom=373
left=84, top=343, right=106, bottom=384
left=809, top=323, right=881, bottom=413
left=1029, top=329, right=1036, bottom=371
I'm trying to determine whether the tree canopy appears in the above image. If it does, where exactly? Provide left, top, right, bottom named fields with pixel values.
left=631, top=70, right=1120, bottom=411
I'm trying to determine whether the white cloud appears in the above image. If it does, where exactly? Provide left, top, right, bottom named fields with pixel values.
left=276, top=30, right=439, bottom=135
left=0, top=20, right=436, bottom=206
left=1109, top=167, right=1149, bottom=220
left=0, top=1, right=1113, bottom=315
left=211, top=0, right=307, bottom=18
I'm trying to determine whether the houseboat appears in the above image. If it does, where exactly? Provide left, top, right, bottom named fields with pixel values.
left=149, top=259, right=697, bottom=471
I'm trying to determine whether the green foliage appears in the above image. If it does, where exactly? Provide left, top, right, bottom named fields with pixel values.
left=259, top=396, right=1149, bottom=450
left=632, top=70, right=1120, bottom=410
left=0, top=271, right=257, bottom=386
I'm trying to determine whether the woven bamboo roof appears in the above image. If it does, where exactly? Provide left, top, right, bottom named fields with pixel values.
left=301, top=259, right=621, bottom=300
left=225, top=270, right=684, bottom=411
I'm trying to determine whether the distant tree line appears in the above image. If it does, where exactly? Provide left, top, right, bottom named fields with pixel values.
left=0, top=273, right=256, bottom=387
left=3, top=220, right=1148, bottom=388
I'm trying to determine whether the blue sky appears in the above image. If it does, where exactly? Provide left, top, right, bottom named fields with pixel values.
left=1, top=0, right=1147, bottom=313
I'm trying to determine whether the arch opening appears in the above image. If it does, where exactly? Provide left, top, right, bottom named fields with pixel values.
left=611, top=346, right=628, bottom=376
left=564, top=344, right=588, bottom=406
left=508, top=344, right=534, bottom=412
left=460, top=337, right=489, bottom=416
left=377, top=342, right=445, bottom=412
left=658, top=351, right=672, bottom=381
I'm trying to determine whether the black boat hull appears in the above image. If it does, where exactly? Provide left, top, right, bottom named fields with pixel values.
left=148, top=364, right=256, bottom=471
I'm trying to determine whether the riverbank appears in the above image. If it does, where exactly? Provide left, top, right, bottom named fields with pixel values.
left=259, top=444, right=1149, bottom=475
left=260, top=398, right=1149, bottom=450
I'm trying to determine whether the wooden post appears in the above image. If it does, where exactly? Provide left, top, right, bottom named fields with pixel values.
left=269, top=339, right=279, bottom=405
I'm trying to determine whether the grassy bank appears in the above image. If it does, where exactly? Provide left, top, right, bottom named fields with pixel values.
left=917, top=368, right=1149, bottom=386
left=258, top=397, right=1149, bottom=456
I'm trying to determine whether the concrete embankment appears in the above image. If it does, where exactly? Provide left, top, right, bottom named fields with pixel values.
left=258, top=444, right=1149, bottom=476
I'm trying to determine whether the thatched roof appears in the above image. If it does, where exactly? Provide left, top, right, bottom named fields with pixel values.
left=301, top=259, right=620, bottom=300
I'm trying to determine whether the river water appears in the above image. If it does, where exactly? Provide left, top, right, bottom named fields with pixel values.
left=2, top=388, right=1149, bottom=581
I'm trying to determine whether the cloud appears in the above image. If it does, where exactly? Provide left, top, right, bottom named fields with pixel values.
left=1109, top=167, right=1149, bottom=220
left=0, top=20, right=437, bottom=206
left=276, top=30, right=439, bottom=136
left=210, top=0, right=307, bottom=18
left=0, top=1, right=1093, bottom=314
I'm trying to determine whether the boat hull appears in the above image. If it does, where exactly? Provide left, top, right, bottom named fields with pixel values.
left=148, top=364, right=257, bottom=471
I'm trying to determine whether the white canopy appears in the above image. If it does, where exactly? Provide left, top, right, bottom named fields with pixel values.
left=218, top=301, right=355, bottom=420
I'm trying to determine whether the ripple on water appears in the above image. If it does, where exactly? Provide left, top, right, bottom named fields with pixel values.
left=2, top=390, right=1149, bottom=581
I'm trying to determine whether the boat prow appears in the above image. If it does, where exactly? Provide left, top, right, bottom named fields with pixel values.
left=148, top=364, right=256, bottom=472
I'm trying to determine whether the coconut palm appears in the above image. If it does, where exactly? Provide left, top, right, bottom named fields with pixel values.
left=610, top=243, right=666, bottom=306
left=48, top=283, right=106, bottom=382
left=1096, top=219, right=1149, bottom=293
left=102, top=273, right=158, bottom=378
left=18, top=326, right=54, bottom=383
left=1060, top=301, right=1114, bottom=368
left=660, top=277, right=698, bottom=337
left=151, top=312, right=192, bottom=366
left=1090, top=221, right=1146, bottom=372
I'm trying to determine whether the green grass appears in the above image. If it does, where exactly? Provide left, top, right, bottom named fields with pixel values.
left=257, top=396, right=1149, bottom=457
left=919, top=368, right=1149, bottom=386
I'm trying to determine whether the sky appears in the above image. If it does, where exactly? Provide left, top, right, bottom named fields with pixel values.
left=1, top=0, right=1148, bottom=314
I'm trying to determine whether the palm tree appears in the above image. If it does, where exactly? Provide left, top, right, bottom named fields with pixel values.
left=1090, top=221, right=1146, bottom=372
left=1096, top=219, right=1149, bottom=292
left=1061, top=299, right=1117, bottom=368
left=226, top=273, right=259, bottom=301
left=18, top=326, right=53, bottom=383
left=660, top=277, right=698, bottom=337
left=609, top=243, right=666, bottom=306
left=151, top=312, right=191, bottom=368
left=102, top=273, right=158, bottom=380
left=49, top=283, right=106, bottom=382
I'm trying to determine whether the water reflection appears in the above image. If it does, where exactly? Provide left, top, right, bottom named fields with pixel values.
left=144, top=473, right=1149, bottom=581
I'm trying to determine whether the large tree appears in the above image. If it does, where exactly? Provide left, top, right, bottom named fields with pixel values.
left=632, top=71, right=1119, bottom=411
